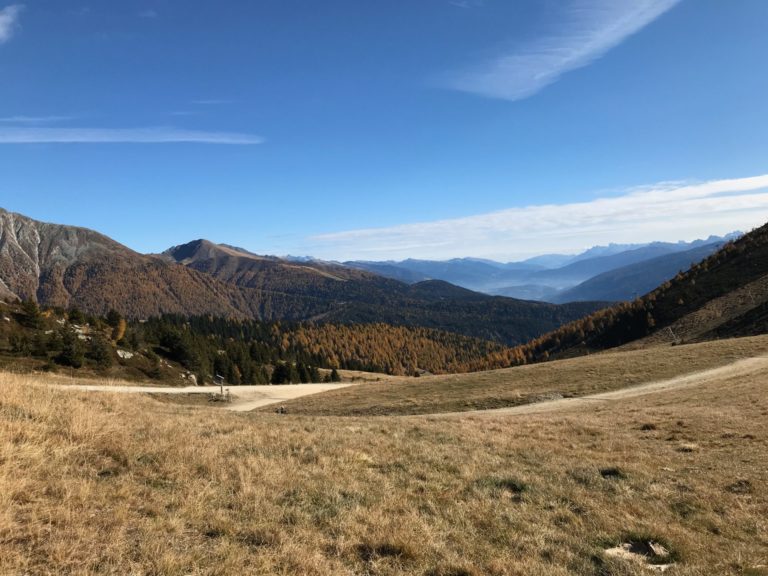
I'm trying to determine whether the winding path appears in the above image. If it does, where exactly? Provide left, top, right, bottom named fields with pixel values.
left=52, top=382, right=354, bottom=411
left=426, top=356, right=768, bottom=418
left=51, top=355, right=768, bottom=416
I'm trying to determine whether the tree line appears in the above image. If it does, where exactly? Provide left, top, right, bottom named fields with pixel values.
left=1, top=304, right=521, bottom=381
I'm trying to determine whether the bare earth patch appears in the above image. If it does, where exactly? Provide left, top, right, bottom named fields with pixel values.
left=604, top=541, right=675, bottom=572
left=51, top=382, right=355, bottom=411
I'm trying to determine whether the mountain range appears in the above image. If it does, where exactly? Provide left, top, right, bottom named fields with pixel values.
left=0, top=208, right=603, bottom=346
left=514, top=220, right=768, bottom=362
left=4, top=205, right=768, bottom=371
left=345, top=234, right=740, bottom=302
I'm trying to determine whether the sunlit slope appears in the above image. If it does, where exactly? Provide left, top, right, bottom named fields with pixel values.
left=264, top=335, right=768, bottom=416
left=514, top=221, right=768, bottom=362
left=1, top=342, right=766, bottom=575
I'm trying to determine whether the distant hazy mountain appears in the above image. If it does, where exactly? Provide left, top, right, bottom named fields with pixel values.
left=164, top=240, right=605, bottom=345
left=526, top=235, right=738, bottom=267
left=526, top=244, right=687, bottom=287
left=519, top=245, right=644, bottom=269
left=514, top=221, right=768, bottom=361
left=552, top=242, right=726, bottom=303
left=346, top=258, right=551, bottom=294
left=520, top=254, right=575, bottom=269
left=568, top=242, right=655, bottom=262
left=347, top=234, right=740, bottom=300
left=492, top=285, right=562, bottom=302
left=342, top=261, right=430, bottom=284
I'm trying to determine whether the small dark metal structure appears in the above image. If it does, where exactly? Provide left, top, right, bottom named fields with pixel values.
left=214, top=373, right=225, bottom=396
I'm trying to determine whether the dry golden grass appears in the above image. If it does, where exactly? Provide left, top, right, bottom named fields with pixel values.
left=336, top=369, right=405, bottom=383
left=1, top=339, right=767, bottom=575
left=6, top=370, right=170, bottom=388
left=274, top=335, right=768, bottom=416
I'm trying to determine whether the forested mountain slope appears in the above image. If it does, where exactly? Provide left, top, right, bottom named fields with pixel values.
left=162, top=239, right=606, bottom=345
left=552, top=241, right=725, bottom=303
left=0, top=300, right=522, bottom=379
left=323, top=280, right=602, bottom=346
left=513, top=222, right=768, bottom=362
left=0, top=208, right=251, bottom=318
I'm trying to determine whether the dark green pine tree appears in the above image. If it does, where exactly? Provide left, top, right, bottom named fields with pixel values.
left=68, top=307, right=86, bottom=325
left=270, top=362, right=292, bottom=384
left=20, top=299, right=42, bottom=329
left=31, top=332, right=50, bottom=358
left=56, top=329, right=85, bottom=368
left=9, top=333, right=30, bottom=355
left=87, top=334, right=113, bottom=369
left=105, top=309, right=122, bottom=328
left=296, top=361, right=311, bottom=384
left=255, top=366, right=270, bottom=384
left=288, top=362, right=300, bottom=384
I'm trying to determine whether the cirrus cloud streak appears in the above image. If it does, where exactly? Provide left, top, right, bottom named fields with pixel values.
left=442, top=0, right=680, bottom=101
left=0, top=126, right=264, bottom=144
left=0, top=4, right=23, bottom=44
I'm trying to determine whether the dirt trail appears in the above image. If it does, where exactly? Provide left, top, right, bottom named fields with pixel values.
left=51, top=355, right=768, bottom=416
left=426, top=356, right=768, bottom=419
left=52, top=383, right=354, bottom=411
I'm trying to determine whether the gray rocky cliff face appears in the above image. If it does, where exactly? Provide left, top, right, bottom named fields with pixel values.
left=0, top=209, right=42, bottom=301
left=0, top=208, right=250, bottom=318
left=0, top=208, right=137, bottom=304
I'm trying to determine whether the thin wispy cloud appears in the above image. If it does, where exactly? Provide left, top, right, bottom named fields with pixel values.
left=0, top=115, right=74, bottom=124
left=0, top=126, right=263, bottom=144
left=449, top=0, right=484, bottom=8
left=441, top=0, right=680, bottom=101
left=0, top=4, right=24, bottom=44
left=309, top=175, right=768, bottom=261
left=191, top=99, right=234, bottom=106
left=139, top=9, right=158, bottom=19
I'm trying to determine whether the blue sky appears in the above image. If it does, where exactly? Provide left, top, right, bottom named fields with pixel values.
left=1, top=0, right=768, bottom=260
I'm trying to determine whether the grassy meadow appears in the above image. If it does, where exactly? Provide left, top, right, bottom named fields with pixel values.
left=274, top=335, right=768, bottom=416
left=0, top=338, right=767, bottom=575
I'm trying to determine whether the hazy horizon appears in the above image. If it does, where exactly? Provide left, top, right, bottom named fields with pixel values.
left=0, top=202, right=745, bottom=265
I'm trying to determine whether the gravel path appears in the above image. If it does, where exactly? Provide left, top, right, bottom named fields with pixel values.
left=426, top=356, right=768, bottom=418
left=52, top=382, right=354, bottom=411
